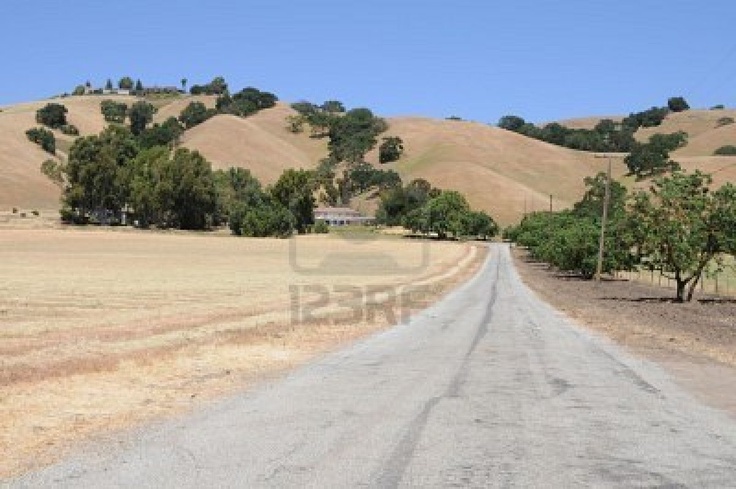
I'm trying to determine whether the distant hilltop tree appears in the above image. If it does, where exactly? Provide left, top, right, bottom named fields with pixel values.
left=667, top=96, right=690, bottom=112
left=190, top=76, right=228, bottom=95
left=118, top=77, right=134, bottom=90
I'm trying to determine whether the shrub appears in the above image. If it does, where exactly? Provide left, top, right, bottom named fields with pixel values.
left=716, top=117, right=734, bottom=127
left=714, top=145, right=736, bottom=156
left=667, top=96, right=690, bottom=112
left=313, top=220, right=329, bottom=234
left=60, top=124, right=79, bottom=136
left=31, top=210, right=40, bottom=216
left=26, top=127, right=56, bottom=154
left=711, top=104, right=725, bottom=110
left=36, top=103, right=68, bottom=128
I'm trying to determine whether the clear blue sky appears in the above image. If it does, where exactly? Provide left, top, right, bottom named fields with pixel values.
left=1, top=0, right=734, bottom=123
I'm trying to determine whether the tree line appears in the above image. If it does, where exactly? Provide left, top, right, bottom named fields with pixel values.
left=497, top=97, right=690, bottom=153
left=505, top=167, right=736, bottom=302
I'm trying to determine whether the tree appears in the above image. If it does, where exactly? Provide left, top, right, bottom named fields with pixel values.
left=181, top=78, right=187, bottom=92
left=627, top=170, right=736, bottom=301
left=128, top=101, right=157, bottom=136
left=625, top=132, right=686, bottom=179
left=667, top=96, right=690, bottom=112
left=178, top=101, right=215, bottom=128
left=269, top=169, right=316, bottom=234
left=573, top=172, right=628, bottom=219
left=138, top=117, right=183, bottom=149
left=422, top=190, right=471, bottom=239
left=498, top=115, right=527, bottom=132
left=321, top=100, right=345, bottom=113
left=100, top=99, right=128, bottom=123
left=134, top=79, right=144, bottom=93
left=208, top=76, right=228, bottom=95
left=63, top=126, right=139, bottom=220
left=73, top=85, right=86, bottom=96
left=118, top=77, right=134, bottom=90
left=462, top=210, right=498, bottom=240
left=155, top=149, right=217, bottom=230
left=36, top=103, right=68, bottom=129
left=105, top=79, right=113, bottom=91
left=327, top=108, right=387, bottom=163
left=379, top=136, right=404, bottom=163
left=26, top=127, right=56, bottom=154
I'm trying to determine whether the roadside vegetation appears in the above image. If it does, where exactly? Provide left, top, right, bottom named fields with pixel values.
left=505, top=164, right=736, bottom=302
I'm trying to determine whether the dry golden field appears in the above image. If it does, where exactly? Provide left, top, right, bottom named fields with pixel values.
left=0, top=227, right=485, bottom=477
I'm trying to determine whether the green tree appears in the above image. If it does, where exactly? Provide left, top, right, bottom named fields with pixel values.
left=26, top=127, right=56, bottom=154
left=321, top=100, right=345, bottom=113
left=178, top=101, right=216, bottom=128
left=138, top=117, right=183, bottom=149
left=328, top=108, right=387, bottom=163
left=134, top=79, right=144, bottom=93
left=181, top=78, right=187, bottom=92
left=627, top=170, right=736, bottom=301
left=667, top=96, right=690, bottom=112
left=128, top=101, right=157, bottom=136
left=36, top=103, right=68, bottom=129
left=118, top=77, right=134, bottom=90
left=461, top=210, right=498, bottom=240
left=269, top=169, right=316, bottom=234
left=105, top=79, right=113, bottom=91
left=156, top=149, right=217, bottom=230
left=379, top=136, right=404, bottom=163
left=422, top=190, right=471, bottom=239
left=100, top=99, right=128, bottom=123
left=498, top=115, right=527, bottom=132
left=63, top=126, right=139, bottom=219
left=625, top=132, right=686, bottom=179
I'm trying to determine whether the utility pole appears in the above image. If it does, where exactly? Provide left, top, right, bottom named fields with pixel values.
left=594, top=154, right=613, bottom=281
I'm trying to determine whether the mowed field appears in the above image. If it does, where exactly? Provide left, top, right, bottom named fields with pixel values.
left=0, top=228, right=484, bottom=477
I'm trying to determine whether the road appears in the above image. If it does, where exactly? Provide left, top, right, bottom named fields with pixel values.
left=11, top=244, right=736, bottom=487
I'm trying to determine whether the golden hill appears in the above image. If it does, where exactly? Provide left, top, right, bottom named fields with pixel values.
left=1, top=95, right=734, bottom=225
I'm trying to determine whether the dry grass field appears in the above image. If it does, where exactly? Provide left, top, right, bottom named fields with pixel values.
left=0, top=228, right=485, bottom=477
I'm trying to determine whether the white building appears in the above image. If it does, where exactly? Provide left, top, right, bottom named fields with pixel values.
left=314, top=207, right=375, bottom=226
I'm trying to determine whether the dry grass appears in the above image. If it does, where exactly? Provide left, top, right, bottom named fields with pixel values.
left=0, top=228, right=485, bottom=478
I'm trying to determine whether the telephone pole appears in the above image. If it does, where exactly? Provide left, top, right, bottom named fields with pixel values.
left=594, top=154, right=613, bottom=281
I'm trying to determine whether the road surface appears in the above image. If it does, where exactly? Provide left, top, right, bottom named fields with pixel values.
left=11, top=244, right=736, bottom=487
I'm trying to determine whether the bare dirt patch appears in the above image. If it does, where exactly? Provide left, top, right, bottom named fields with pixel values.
left=512, top=247, right=736, bottom=417
left=0, top=228, right=485, bottom=478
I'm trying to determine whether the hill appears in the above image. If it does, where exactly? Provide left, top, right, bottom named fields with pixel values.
left=1, top=95, right=733, bottom=226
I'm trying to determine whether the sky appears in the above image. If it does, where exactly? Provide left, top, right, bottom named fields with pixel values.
left=1, top=0, right=735, bottom=123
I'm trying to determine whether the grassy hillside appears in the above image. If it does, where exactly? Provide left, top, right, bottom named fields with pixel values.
left=1, top=95, right=733, bottom=225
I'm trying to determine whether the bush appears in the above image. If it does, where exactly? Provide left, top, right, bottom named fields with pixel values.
left=313, top=220, right=329, bottom=234
left=36, top=103, right=68, bottom=129
left=60, top=124, right=79, bottom=136
left=100, top=100, right=128, bottom=123
left=667, top=96, right=690, bottom=112
left=26, top=127, right=56, bottom=154
left=711, top=104, right=725, bottom=110
left=714, top=145, right=736, bottom=156
left=716, top=117, right=734, bottom=127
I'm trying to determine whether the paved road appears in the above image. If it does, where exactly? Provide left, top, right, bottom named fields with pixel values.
left=11, top=244, right=736, bottom=488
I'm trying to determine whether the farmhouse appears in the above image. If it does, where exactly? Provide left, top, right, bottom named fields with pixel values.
left=314, top=207, right=375, bottom=226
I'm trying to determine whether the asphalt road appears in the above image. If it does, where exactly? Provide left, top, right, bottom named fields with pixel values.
left=11, top=244, right=736, bottom=488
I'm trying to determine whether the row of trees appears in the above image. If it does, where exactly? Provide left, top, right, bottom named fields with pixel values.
left=506, top=169, right=736, bottom=302
left=47, top=124, right=317, bottom=236
left=498, top=97, right=690, bottom=153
